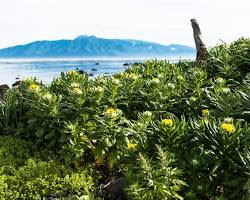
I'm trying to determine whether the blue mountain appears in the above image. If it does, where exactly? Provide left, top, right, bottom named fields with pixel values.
left=0, top=35, right=195, bottom=58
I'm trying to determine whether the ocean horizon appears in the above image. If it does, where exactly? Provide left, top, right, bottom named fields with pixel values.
left=0, top=56, right=194, bottom=86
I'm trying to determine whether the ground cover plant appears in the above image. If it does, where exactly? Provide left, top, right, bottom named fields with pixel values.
left=0, top=37, right=249, bottom=199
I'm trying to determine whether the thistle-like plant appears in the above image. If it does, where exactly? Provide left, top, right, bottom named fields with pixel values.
left=125, top=145, right=186, bottom=200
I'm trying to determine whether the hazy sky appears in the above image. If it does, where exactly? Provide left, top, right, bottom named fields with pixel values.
left=0, top=0, right=249, bottom=49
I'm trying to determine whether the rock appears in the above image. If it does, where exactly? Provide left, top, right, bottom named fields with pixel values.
left=46, top=192, right=59, bottom=200
left=91, top=68, right=98, bottom=71
left=0, top=84, right=9, bottom=91
left=12, top=81, right=22, bottom=87
left=95, top=62, right=100, bottom=65
left=89, top=73, right=94, bottom=77
left=0, top=84, right=10, bottom=100
left=78, top=69, right=85, bottom=74
left=123, top=63, right=130, bottom=66
left=77, top=69, right=89, bottom=76
left=97, top=177, right=127, bottom=200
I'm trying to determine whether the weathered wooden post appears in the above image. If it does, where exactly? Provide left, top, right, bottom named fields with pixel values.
left=191, top=18, right=208, bottom=63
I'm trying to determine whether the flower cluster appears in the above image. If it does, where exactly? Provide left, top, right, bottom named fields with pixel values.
left=70, top=82, right=82, bottom=95
left=94, top=86, right=104, bottom=93
left=221, top=123, right=235, bottom=133
left=127, top=73, right=140, bottom=80
left=189, top=96, right=197, bottom=102
left=67, top=70, right=78, bottom=75
left=202, top=109, right=210, bottom=116
left=215, top=77, right=224, bottom=84
left=161, top=118, right=174, bottom=126
left=71, top=83, right=80, bottom=88
left=112, top=78, right=120, bottom=85
left=43, top=92, right=53, bottom=101
left=105, top=107, right=119, bottom=118
left=167, top=83, right=175, bottom=89
left=128, top=143, right=137, bottom=150
left=151, top=78, right=160, bottom=84
left=73, top=88, right=82, bottom=95
left=28, top=84, right=40, bottom=92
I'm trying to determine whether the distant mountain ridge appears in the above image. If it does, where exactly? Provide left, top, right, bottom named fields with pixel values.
left=0, top=35, right=195, bottom=58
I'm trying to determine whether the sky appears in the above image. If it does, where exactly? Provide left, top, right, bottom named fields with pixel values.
left=0, top=0, right=249, bottom=49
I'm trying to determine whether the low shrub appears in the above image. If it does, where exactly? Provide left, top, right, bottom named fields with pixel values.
left=0, top=38, right=249, bottom=199
left=0, top=136, right=95, bottom=200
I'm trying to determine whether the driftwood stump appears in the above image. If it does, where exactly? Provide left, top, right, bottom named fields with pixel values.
left=191, top=18, right=208, bottom=63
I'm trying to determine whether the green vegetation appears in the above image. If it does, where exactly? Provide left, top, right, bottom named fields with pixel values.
left=0, top=38, right=249, bottom=199
left=0, top=136, right=95, bottom=200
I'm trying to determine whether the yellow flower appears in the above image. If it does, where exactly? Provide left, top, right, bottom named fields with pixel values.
left=128, top=143, right=137, bottom=150
left=43, top=92, right=52, bottom=101
left=73, top=88, right=82, bottom=95
left=202, top=109, right=210, bottom=116
left=157, top=73, right=164, bottom=79
left=177, top=75, right=184, bottom=81
left=151, top=78, right=160, bottom=84
left=190, top=96, right=197, bottom=102
left=67, top=70, right=78, bottom=75
left=222, top=88, right=231, bottom=94
left=28, top=84, right=40, bottom=92
left=143, top=111, right=152, bottom=118
left=94, top=86, right=104, bottom=93
left=127, top=73, right=139, bottom=80
left=221, top=123, right=235, bottom=133
left=112, top=78, right=120, bottom=85
left=215, top=77, right=224, bottom=84
left=167, top=83, right=175, bottom=89
left=105, top=107, right=118, bottom=118
left=71, top=83, right=80, bottom=88
left=161, top=118, right=174, bottom=126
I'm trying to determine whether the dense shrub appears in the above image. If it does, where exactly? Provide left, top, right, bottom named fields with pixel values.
left=0, top=136, right=95, bottom=200
left=0, top=38, right=249, bottom=199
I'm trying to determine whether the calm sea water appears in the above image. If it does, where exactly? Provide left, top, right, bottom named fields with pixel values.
left=0, top=59, right=145, bottom=86
left=0, top=57, right=193, bottom=86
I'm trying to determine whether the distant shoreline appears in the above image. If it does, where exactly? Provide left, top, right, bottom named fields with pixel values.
left=0, top=55, right=195, bottom=63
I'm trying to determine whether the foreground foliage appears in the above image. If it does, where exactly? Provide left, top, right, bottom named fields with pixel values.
left=125, top=145, right=186, bottom=200
left=0, top=37, right=249, bottom=199
left=0, top=136, right=95, bottom=200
